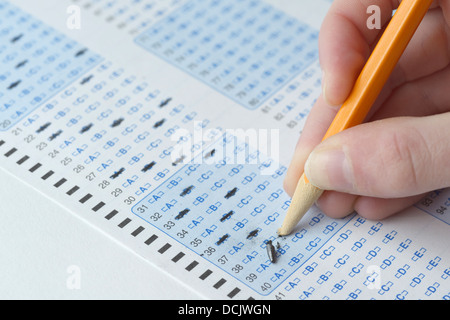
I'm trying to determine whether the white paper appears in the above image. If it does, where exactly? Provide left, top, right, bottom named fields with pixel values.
left=1, top=0, right=449, bottom=300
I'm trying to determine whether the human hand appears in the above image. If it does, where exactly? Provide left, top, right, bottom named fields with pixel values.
left=284, top=0, right=450, bottom=220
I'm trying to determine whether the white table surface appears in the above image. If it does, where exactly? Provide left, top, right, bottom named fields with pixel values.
left=0, top=168, right=203, bottom=300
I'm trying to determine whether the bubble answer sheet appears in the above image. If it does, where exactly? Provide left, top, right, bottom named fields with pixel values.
left=1, top=0, right=449, bottom=300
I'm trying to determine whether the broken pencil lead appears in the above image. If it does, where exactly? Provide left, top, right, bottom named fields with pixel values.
left=266, top=240, right=277, bottom=263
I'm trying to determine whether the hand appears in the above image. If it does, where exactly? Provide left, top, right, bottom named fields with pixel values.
left=284, top=0, right=450, bottom=220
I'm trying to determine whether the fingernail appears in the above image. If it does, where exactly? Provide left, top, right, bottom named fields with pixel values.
left=304, top=145, right=354, bottom=192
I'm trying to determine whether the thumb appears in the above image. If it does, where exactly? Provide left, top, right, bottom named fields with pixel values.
left=304, top=113, right=450, bottom=198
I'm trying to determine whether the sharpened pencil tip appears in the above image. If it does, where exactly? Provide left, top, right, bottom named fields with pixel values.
left=277, top=225, right=291, bottom=237
left=279, top=173, right=324, bottom=236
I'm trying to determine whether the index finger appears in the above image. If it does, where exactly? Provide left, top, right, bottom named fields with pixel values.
left=284, top=0, right=400, bottom=196
left=284, top=95, right=337, bottom=196
left=320, top=0, right=401, bottom=106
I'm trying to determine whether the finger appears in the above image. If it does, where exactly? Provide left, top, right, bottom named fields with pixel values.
left=319, top=0, right=400, bottom=106
left=365, top=8, right=450, bottom=120
left=354, top=194, right=425, bottom=220
left=315, top=190, right=358, bottom=219
left=304, top=113, right=450, bottom=198
left=390, top=8, right=450, bottom=85
left=284, top=0, right=447, bottom=199
left=371, top=65, right=450, bottom=120
left=322, top=1, right=448, bottom=111
left=316, top=191, right=424, bottom=220
left=440, top=0, right=450, bottom=23
left=284, top=95, right=338, bottom=196
left=283, top=65, right=450, bottom=196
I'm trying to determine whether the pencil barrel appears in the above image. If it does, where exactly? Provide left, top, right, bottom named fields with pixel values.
left=322, top=0, right=434, bottom=140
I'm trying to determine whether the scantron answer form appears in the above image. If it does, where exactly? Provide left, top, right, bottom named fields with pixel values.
left=0, top=0, right=449, bottom=300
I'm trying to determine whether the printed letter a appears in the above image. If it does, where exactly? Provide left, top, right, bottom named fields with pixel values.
left=67, top=5, right=81, bottom=30
left=366, top=5, right=381, bottom=30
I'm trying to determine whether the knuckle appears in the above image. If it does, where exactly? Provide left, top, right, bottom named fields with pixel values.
left=381, top=127, right=428, bottom=194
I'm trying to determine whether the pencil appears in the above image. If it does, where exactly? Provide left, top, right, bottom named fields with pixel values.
left=278, top=0, right=434, bottom=236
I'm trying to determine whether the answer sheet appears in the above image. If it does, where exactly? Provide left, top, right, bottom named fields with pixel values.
left=0, top=0, right=449, bottom=300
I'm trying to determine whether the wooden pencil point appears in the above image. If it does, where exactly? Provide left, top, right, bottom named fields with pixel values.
left=278, top=173, right=323, bottom=236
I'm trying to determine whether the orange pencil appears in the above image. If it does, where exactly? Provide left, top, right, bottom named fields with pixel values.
left=278, top=0, right=433, bottom=236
